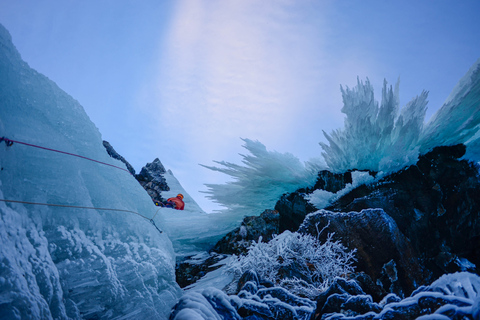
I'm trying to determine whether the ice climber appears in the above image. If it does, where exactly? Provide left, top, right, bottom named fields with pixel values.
left=162, top=194, right=185, bottom=210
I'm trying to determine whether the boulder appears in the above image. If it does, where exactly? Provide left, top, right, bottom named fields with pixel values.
left=299, top=208, right=425, bottom=298
left=275, top=191, right=317, bottom=232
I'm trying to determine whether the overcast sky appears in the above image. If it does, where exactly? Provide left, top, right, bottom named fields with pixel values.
left=1, top=0, right=479, bottom=212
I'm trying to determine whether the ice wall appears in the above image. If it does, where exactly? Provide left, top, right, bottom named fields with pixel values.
left=0, top=24, right=181, bottom=319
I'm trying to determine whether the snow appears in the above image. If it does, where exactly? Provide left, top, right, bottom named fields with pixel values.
left=162, top=169, right=204, bottom=214
left=184, top=257, right=234, bottom=292
left=426, top=271, right=480, bottom=300
left=0, top=24, right=181, bottom=319
left=307, top=170, right=376, bottom=209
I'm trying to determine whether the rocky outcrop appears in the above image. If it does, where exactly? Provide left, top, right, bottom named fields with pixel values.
left=326, top=144, right=480, bottom=283
left=211, top=209, right=280, bottom=255
left=275, top=191, right=316, bottom=233
left=135, top=158, right=170, bottom=203
left=276, top=144, right=479, bottom=298
left=103, top=142, right=171, bottom=204
left=102, top=140, right=136, bottom=175
left=299, top=209, right=425, bottom=298
left=312, top=170, right=353, bottom=193
left=275, top=171, right=353, bottom=232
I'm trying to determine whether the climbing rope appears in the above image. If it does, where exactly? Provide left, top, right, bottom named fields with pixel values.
left=0, top=198, right=163, bottom=233
left=0, top=137, right=131, bottom=174
left=0, top=136, right=164, bottom=233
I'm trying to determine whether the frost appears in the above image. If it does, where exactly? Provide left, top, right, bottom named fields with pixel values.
left=225, top=230, right=356, bottom=298
left=322, top=59, right=480, bottom=174
left=426, top=271, right=480, bottom=300
left=320, top=78, right=428, bottom=173
left=201, top=138, right=324, bottom=223
left=307, top=170, right=376, bottom=209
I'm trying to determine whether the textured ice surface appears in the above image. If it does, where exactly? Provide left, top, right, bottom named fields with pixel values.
left=202, top=138, right=325, bottom=220
left=322, top=59, right=480, bottom=174
left=0, top=24, right=181, bottom=319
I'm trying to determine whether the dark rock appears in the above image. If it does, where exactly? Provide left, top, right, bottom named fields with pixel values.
left=135, top=158, right=170, bottom=203
left=299, top=208, right=425, bottom=298
left=175, top=252, right=227, bottom=288
left=236, top=300, right=274, bottom=319
left=239, top=281, right=258, bottom=295
left=212, top=209, right=280, bottom=255
left=101, top=143, right=171, bottom=205
left=313, top=170, right=353, bottom=193
left=237, top=270, right=260, bottom=293
left=274, top=170, right=357, bottom=233
left=313, top=277, right=366, bottom=319
left=350, top=272, right=385, bottom=302
left=275, top=191, right=317, bottom=232
left=102, top=140, right=136, bottom=175
left=325, top=144, right=480, bottom=287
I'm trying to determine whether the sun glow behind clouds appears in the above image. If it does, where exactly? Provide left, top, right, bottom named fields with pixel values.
left=154, top=0, right=334, bottom=160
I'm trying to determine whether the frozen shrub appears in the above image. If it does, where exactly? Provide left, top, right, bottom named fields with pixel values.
left=225, top=229, right=356, bottom=298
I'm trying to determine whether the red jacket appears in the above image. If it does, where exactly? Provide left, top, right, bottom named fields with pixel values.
left=167, top=196, right=185, bottom=210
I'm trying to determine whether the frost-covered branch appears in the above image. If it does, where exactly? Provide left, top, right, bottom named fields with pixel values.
left=225, top=231, right=356, bottom=299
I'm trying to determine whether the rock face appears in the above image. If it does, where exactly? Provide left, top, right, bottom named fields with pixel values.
left=275, top=191, right=316, bottom=233
left=175, top=252, right=228, bottom=288
left=277, top=144, right=479, bottom=297
left=327, top=144, right=480, bottom=284
left=102, top=140, right=136, bottom=175
left=211, top=209, right=280, bottom=255
left=275, top=171, right=352, bottom=232
left=135, top=158, right=170, bottom=203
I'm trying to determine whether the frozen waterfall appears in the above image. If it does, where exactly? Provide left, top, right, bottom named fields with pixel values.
left=0, top=24, right=181, bottom=319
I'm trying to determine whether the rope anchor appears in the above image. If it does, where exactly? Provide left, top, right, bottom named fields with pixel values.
left=150, top=219, right=163, bottom=234
left=0, top=137, right=14, bottom=147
